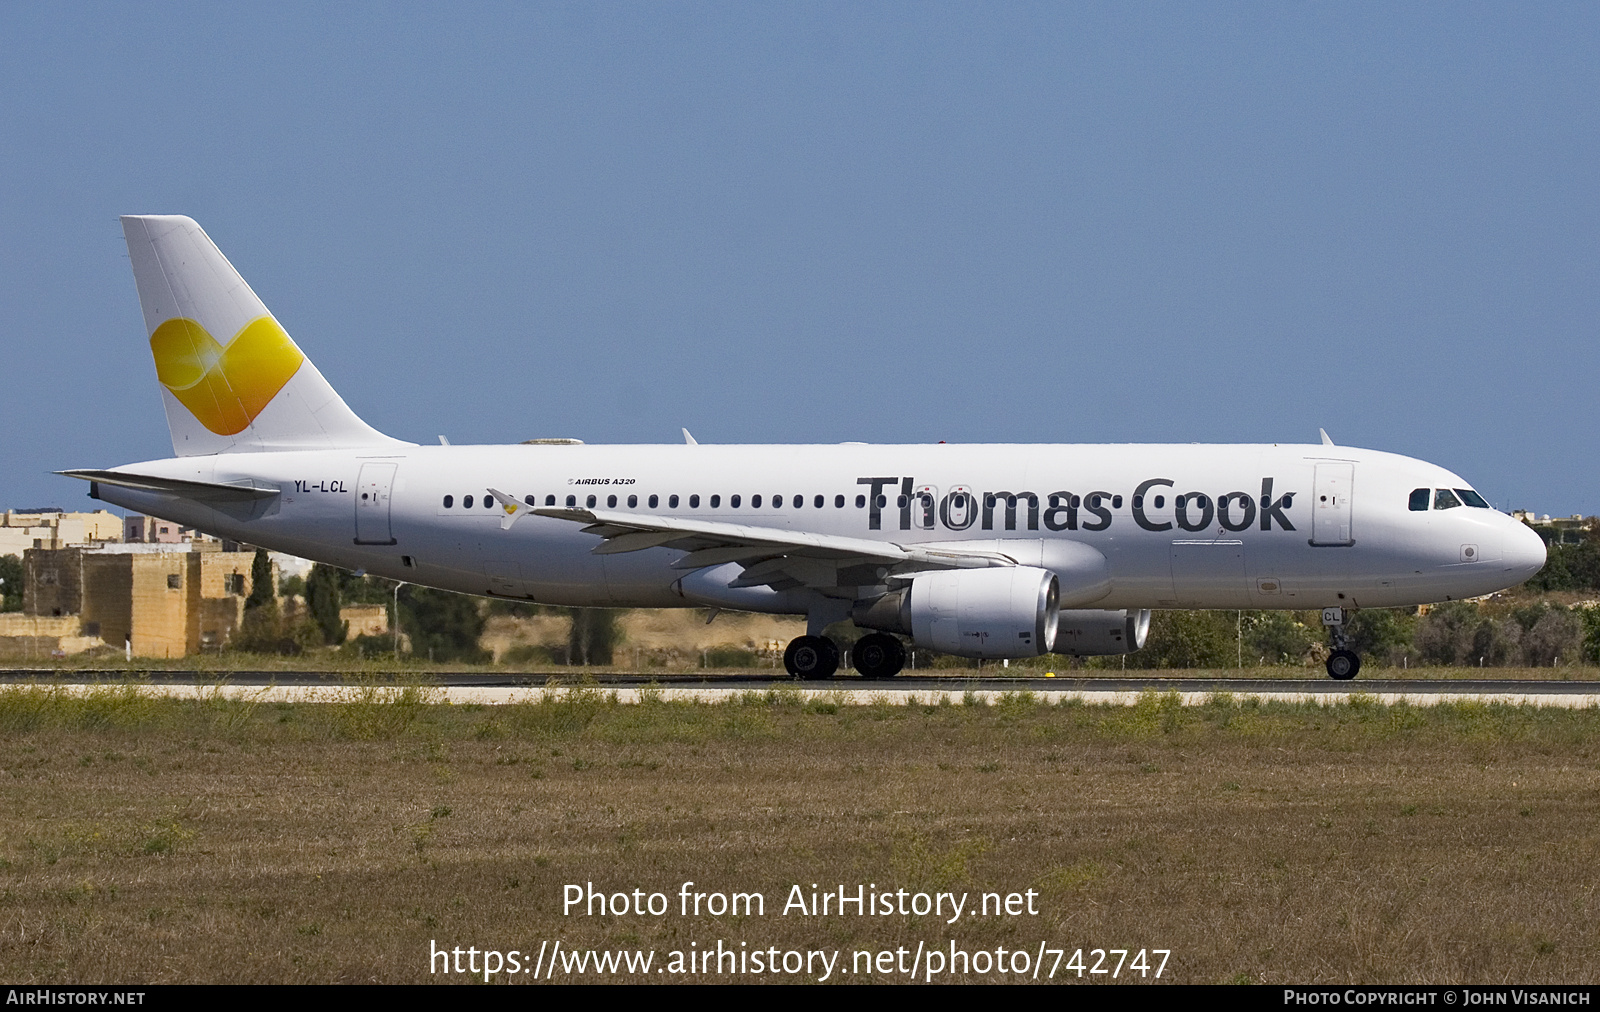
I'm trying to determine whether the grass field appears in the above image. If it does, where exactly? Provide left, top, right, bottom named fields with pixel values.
left=1, top=683, right=1598, bottom=984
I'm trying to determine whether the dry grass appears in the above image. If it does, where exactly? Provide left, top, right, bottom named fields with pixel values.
left=1, top=685, right=1598, bottom=983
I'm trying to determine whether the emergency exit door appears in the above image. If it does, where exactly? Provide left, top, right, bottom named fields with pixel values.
left=1310, top=463, right=1354, bottom=546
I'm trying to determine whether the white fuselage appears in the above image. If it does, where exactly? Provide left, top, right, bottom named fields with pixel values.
left=90, top=441, right=1547, bottom=614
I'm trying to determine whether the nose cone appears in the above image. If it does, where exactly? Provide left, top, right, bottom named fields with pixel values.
left=1503, top=520, right=1548, bottom=584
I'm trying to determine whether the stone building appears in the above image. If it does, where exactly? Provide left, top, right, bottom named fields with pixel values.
left=19, top=543, right=268, bottom=658
left=0, top=509, right=123, bottom=555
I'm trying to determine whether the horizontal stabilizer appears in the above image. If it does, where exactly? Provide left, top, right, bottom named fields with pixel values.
left=56, top=469, right=281, bottom=503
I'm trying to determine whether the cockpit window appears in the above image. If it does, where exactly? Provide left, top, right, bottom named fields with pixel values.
left=1409, top=488, right=1430, bottom=511
left=1455, top=488, right=1490, bottom=509
left=1434, top=489, right=1462, bottom=510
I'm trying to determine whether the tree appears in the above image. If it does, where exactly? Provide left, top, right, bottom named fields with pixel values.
left=567, top=608, right=619, bottom=665
left=1414, top=601, right=1480, bottom=665
left=399, top=587, right=488, bottom=663
left=245, top=549, right=275, bottom=609
left=1242, top=611, right=1318, bottom=666
left=0, top=554, right=21, bottom=612
left=1129, top=610, right=1233, bottom=668
left=1515, top=603, right=1582, bottom=667
left=1344, top=609, right=1417, bottom=666
left=305, top=564, right=348, bottom=645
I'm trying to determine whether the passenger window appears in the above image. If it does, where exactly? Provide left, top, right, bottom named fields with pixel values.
left=649, top=494, right=659, bottom=508
left=709, top=495, right=721, bottom=508
left=815, top=495, right=825, bottom=508
left=1434, top=489, right=1462, bottom=510
left=752, top=494, right=763, bottom=508
left=607, top=494, right=617, bottom=508
left=896, top=495, right=907, bottom=508
left=1456, top=489, right=1490, bottom=508
left=628, top=494, right=638, bottom=508
left=524, top=495, right=535, bottom=506
left=586, top=494, right=597, bottom=508
left=731, top=494, right=741, bottom=508
left=485, top=496, right=495, bottom=509
left=443, top=495, right=453, bottom=508
left=545, top=494, right=556, bottom=506
left=669, top=494, right=680, bottom=508
left=773, top=495, right=783, bottom=509
left=566, top=494, right=576, bottom=507
left=876, top=495, right=887, bottom=508
left=1409, top=488, right=1430, bottom=511
left=1113, top=495, right=1123, bottom=508
left=795, top=495, right=805, bottom=508
left=855, top=494, right=866, bottom=508
left=464, top=494, right=474, bottom=508
left=689, top=495, right=700, bottom=508
left=834, top=494, right=844, bottom=508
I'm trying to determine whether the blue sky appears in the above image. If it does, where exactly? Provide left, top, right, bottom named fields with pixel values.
left=2, top=4, right=1595, bottom=515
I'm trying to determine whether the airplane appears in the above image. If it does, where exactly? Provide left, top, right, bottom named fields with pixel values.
left=59, top=215, right=1548, bottom=681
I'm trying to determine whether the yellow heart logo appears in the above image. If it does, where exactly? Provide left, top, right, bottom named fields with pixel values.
left=149, top=316, right=305, bottom=435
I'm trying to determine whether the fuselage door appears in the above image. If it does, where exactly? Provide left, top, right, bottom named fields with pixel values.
left=354, top=462, right=398, bottom=545
left=1310, top=462, right=1355, bottom=547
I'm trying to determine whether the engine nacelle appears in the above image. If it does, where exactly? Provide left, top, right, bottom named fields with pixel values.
left=853, top=566, right=1060, bottom=659
left=1050, top=609, right=1151, bottom=656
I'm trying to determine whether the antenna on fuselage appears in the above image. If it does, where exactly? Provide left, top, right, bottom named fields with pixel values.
left=1319, top=428, right=1334, bottom=446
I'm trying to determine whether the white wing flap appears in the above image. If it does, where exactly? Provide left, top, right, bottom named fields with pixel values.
left=531, top=506, right=1016, bottom=591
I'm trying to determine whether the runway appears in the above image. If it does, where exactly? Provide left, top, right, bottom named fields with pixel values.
left=4, top=669, right=1600, bottom=707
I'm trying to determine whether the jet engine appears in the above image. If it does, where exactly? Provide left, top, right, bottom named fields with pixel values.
left=852, top=566, right=1060, bottom=659
left=1050, top=609, right=1151, bottom=656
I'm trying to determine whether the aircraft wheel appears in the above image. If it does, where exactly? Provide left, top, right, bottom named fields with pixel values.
left=852, top=633, right=906, bottom=679
left=1326, top=649, right=1361, bottom=681
left=785, top=636, right=839, bottom=679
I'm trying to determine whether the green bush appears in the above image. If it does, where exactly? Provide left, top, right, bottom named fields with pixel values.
left=399, top=587, right=489, bottom=663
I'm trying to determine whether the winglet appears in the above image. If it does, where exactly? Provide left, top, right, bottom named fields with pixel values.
left=1319, top=428, right=1334, bottom=446
left=682, top=428, right=698, bottom=445
left=486, top=487, right=535, bottom=530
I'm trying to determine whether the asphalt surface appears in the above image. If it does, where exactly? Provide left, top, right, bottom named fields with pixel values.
left=3, top=668, right=1598, bottom=695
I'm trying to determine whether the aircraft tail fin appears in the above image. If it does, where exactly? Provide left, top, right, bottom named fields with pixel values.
left=120, top=215, right=409, bottom=456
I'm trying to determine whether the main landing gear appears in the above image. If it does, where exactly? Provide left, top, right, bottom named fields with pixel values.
left=851, top=632, right=906, bottom=679
left=783, top=635, right=839, bottom=679
left=782, top=633, right=907, bottom=679
left=1322, top=607, right=1362, bottom=681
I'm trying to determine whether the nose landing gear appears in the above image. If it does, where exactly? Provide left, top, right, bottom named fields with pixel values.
left=1322, top=607, right=1361, bottom=680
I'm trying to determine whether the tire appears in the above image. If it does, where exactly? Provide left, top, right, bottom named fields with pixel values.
left=784, top=635, right=839, bottom=679
left=852, top=632, right=906, bottom=679
left=1326, top=649, right=1361, bottom=681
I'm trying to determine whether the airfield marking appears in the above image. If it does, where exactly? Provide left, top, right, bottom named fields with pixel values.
left=14, top=681, right=1600, bottom=708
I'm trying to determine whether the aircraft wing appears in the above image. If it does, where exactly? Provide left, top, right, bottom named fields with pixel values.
left=531, top=506, right=1016, bottom=591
